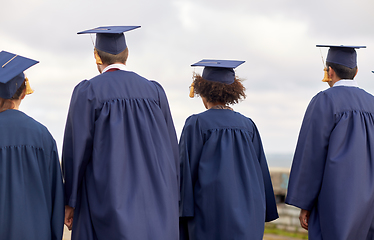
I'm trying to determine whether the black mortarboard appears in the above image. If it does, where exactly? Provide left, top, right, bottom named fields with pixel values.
left=0, top=51, right=38, bottom=99
left=316, top=45, right=366, bottom=68
left=191, top=59, right=245, bottom=84
left=78, top=26, right=141, bottom=55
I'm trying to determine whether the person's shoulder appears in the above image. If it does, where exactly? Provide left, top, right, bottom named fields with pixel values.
left=10, top=111, right=55, bottom=143
left=149, top=80, right=165, bottom=90
left=69, top=79, right=95, bottom=102
left=183, top=111, right=209, bottom=128
left=356, top=87, right=374, bottom=98
left=21, top=112, right=53, bottom=135
left=0, top=111, right=56, bottom=151
left=184, top=112, right=201, bottom=124
left=73, top=79, right=91, bottom=92
left=183, top=110, right=227, bottom=131
left=231, top=110, right=252, bottom=120
left=307, top=89, right=333, bottom=103
left=230, top=111, right=258, bottom=129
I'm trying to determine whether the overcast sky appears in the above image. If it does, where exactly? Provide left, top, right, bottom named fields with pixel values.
left=1, top=0, right=373, bottom=167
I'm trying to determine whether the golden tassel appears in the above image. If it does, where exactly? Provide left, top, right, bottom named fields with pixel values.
left=189, top=83, right=195, bottom=98
left=322, top=67, right=331, bottom=82
left=94, top=48, right=103, bottom=65
left=25, top=77, right=34, bottom=95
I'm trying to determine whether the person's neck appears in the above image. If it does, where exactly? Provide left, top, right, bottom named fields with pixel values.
left=13, top=99, right=21, bottom=110
left=98, top=62, right=126, bottom=74
left=328, top=77, right=342, bottom=88
left=206, top=101, right=227, bottom=109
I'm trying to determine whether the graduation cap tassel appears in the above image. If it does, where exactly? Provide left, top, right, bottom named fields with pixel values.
left=25, top=77, right=34, bottom=95
left=189, top=83, right=195, bottom=98
left=322, top=67, right=331, bottom=82
left=94, top=49, right=103, bottom=65
left=319, top=48, right=331, bottom=82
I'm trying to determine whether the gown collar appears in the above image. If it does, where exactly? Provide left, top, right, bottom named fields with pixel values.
left=102, top=63, right=127, bottom=73
left=333, top=79, right=359, bottom=88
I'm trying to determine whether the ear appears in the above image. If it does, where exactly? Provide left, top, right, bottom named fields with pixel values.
left=328, top=66, right=335, bottom=78
left=354, top=68, right=358, bottom=78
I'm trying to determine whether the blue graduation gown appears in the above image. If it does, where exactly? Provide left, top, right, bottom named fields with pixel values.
left=62, top=70, right=179, bottom=240
left=0, top=110, right=64, bottom=240
left=286, top=86, right=374, bottom=240
left=179, top=109, right=278, bottom=240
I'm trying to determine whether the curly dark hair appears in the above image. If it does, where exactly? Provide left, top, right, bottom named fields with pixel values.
left=192, top=73, right=246, bottom=105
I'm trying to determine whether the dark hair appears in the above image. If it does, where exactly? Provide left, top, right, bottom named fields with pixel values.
left=96, top=48, right=129, bottom=65
left=192, top=73, right=246, bottom=105
left=326, top=62, right=357, bottom=80
left=0, top=80, right=26, bottom=112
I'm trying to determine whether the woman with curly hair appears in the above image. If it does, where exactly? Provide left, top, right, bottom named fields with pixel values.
left=179, top=60, right=278, bottom=240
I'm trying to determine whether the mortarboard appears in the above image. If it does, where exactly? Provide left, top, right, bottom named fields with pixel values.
left=78, top=26, right=140, bottom=55
left=191, top=59, right=245, bottom=84
left=316, top=45, right=366, bottom=68
left=0, top=51, right=38, bottom=99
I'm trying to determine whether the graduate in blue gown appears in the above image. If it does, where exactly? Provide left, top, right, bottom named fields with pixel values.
left=0, top=51, right=64, bottom=240
left=286, top=45, right=374, bottom=240
left=179, top=59, right=278, bottom=240
left=62, top=26, right=179, bottom=240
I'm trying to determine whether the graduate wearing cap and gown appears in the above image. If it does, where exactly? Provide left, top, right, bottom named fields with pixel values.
left=62, top=26, right=179, bottom=240
left=0, top=51, right=64, bottom=240
left=179, top=60, right=278, bottom=240
left=286, top=45, right=374, bottom=240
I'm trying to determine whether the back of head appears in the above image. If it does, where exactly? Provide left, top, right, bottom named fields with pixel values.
left=317, top=45, right=365, bottom=80
left=96, top=48, right=129, bottom=65
left=190, top=59, right=247, bottom=105
left=0, top=81, right=26, bottom=112
left=0, top=51, right=38, bottom=112
left=326, top=62, right=357, bottom=80
left=192, top=74, right=246, bottom=105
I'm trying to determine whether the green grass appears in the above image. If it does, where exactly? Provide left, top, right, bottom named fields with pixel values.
left=264, top=224, right=308, bottom=239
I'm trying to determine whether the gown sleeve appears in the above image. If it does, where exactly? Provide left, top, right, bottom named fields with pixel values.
left=49, top=140, right=65, bottom=240
left=62, top=80, right=97, bottom=208
left=151, top=81, right=179, bottom=184
left=285, top=92, right=335, bottom=210
left=178, top=115, right=203, bottom=217
left=178, top=116, right=204, bottom=240
left=251, top=120, right=279, bottom=222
